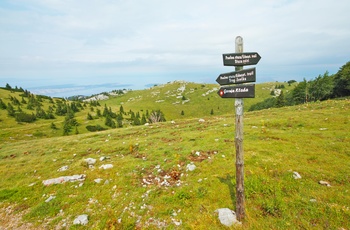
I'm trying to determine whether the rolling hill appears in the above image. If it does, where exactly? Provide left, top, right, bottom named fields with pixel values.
left=0, top=82, right=349, bottom=229
left=0, top=81, right=295, bottom=142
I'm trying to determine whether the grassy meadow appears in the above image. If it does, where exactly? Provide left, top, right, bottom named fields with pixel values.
left=0, top=82, right=349, bottom=229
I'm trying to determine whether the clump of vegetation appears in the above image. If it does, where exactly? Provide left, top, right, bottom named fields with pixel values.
left=250, top=62, right=350, bottom=111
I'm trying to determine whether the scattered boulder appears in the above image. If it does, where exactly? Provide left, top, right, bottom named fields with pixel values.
left=215, top=208, right=241, bottom=227
left=42, top=174, right=86, bottom=186
left=99, top=164, right=113, bottom=170
left=198, top=119, right=205, bottom=123
left=73, top=214, right=89, bottom=225
left=84, top=158, right=97, bottom=166
left=100, top=156, right=107, bottom=161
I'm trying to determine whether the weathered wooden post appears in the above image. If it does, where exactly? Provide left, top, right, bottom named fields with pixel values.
left=217, top=36, right=260, bottom=222
left=234, top=36, right=245, bottom=221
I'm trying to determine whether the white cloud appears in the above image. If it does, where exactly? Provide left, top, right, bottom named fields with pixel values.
left=0, top=0, right=349, bottom=96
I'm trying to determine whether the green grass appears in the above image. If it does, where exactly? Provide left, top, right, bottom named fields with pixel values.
left=1, top=96, right=349, bottom=229
left=0, top=81, right=296, bottom=142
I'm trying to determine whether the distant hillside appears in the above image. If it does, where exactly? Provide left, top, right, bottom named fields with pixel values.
left=84, top=80, right=299, bottom=120
left=0, top=81, right=294, bottom=141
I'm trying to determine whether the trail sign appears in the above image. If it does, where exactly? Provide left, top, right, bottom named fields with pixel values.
left=216, top=68, right=256, bottom=85
left=223, top=52, right=261, bottom=66
left=218, top=84, right=255, bottom=98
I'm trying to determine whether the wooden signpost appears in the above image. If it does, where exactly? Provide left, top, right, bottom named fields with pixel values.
left=217, top=36, right=261, bottom=221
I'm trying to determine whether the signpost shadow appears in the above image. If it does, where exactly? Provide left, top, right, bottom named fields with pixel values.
left=218, top=174, right=236, bottom=208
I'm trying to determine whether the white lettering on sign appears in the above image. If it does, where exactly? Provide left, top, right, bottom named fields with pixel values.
left=247, top=70, right=254, bottom=76
left=223, top=87, right=250, bottom=94
left=225, top=54, right=259, bottom=65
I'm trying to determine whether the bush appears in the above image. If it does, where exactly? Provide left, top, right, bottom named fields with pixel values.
left=86, top=125, right=106, bottom=132
left=15, top=112, right=36, bottom=123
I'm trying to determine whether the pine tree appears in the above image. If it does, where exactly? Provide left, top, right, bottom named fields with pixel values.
left=87, top=113, right=93, bottom=120
left=50, top=122, right=57, bottom=130
left=0, top=99, right=7, bottom=109
left=276, top=91, right=286, bottom=107
left=75, top=126, right=79, bottom=135
left=141, top=114, right=147, bottom=124
left=133, top=117, right=141, bottom=126
left=7, top=103, right=15, bottom=117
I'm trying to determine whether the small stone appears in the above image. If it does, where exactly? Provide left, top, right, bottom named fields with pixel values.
left=94, top=178, right=103, bottom=183
left=186, top=163, right=196, bottom=172
left=45, top=195, right=56, bottom=203
left=57, top=165, right=69, bottom=172
left=84, top=158, right=97, bottom=165
left=293, top=171, right=302, bottom=179
left=215, top=208, right=241, bottom=227
left=99, top=164, right=113, bottom=170
left=198, top=118, right=205, bottom=122
left=73, top=214, right=88, bottom=225
left=319, top=180, right=331, bottom=187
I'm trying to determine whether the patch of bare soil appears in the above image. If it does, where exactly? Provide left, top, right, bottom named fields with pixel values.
left=0, top=204, right=44, bottom=230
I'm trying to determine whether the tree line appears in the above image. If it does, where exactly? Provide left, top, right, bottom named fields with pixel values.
left=0, top=85, right=166, bottom=136
left=249, top=61, right=350, bottom=111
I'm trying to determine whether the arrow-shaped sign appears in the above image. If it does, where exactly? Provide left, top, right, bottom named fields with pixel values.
left=216, top=68, right=256, bottom=85
left=222, top=52, right=261, bottom=66
left=218, top=84, right=255, bottom=98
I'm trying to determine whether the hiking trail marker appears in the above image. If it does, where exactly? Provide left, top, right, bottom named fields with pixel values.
left=222, top=52, right=261, bottom=66
left=216, top=36, right=261, bottom=222
left=216, top=67, right=256, bottom=85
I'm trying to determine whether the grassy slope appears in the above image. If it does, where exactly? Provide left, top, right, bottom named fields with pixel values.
left=0, top=95, right=349, bottom=229
left=0, top=81, right=288, bottom=142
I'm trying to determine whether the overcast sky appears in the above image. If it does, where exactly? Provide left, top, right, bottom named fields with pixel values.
left=1, top=0, right=349, bottom=97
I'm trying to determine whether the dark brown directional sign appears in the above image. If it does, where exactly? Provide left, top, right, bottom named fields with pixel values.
left=218, top=84, right=255, bottom=98
left=216, top=68, right=256, bottom=85
left=223, top=52, right=261, bottom=66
